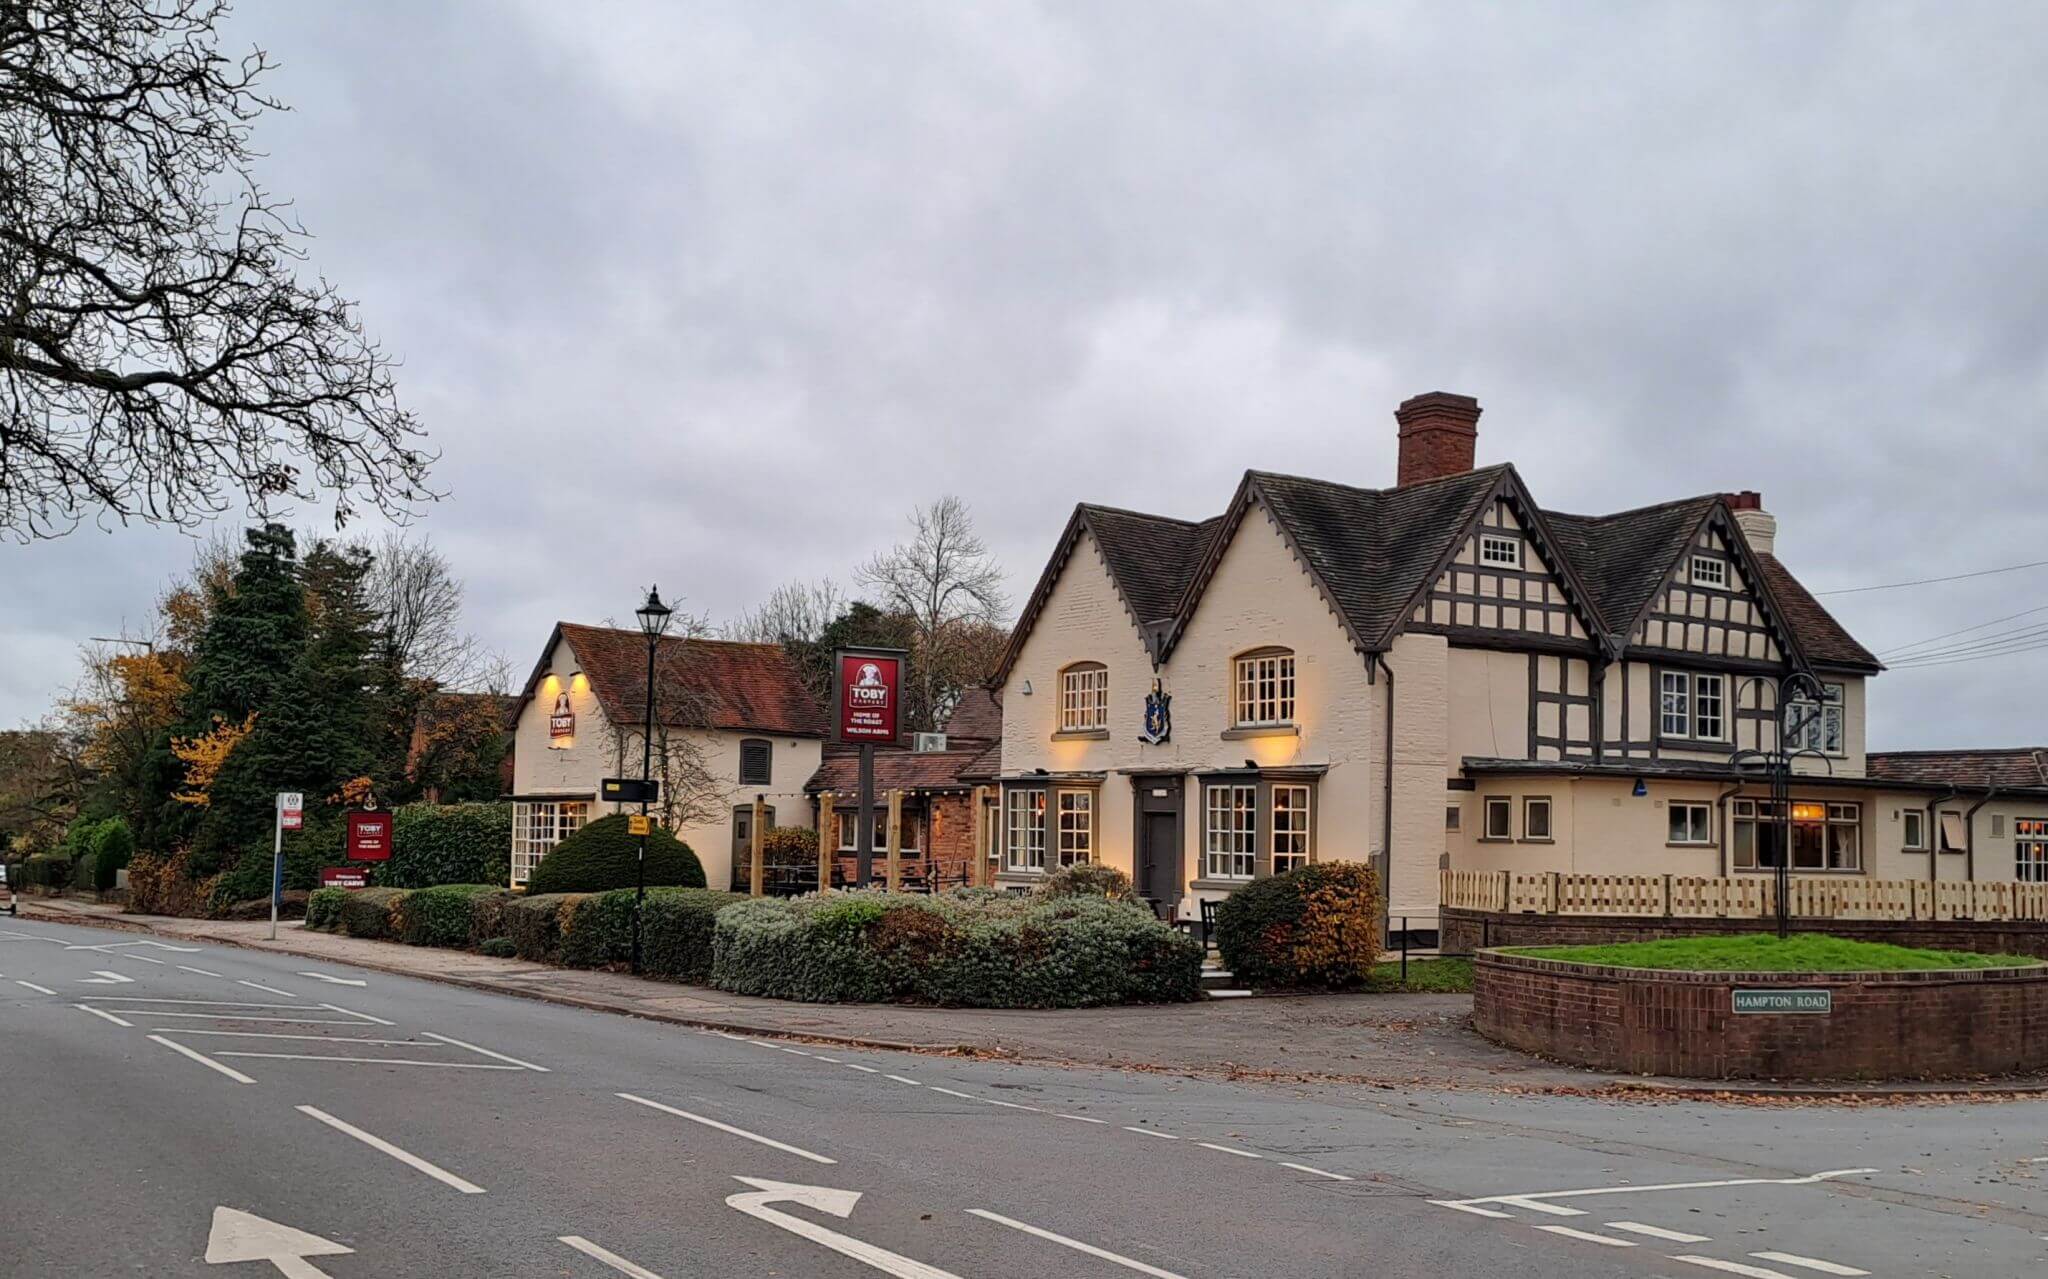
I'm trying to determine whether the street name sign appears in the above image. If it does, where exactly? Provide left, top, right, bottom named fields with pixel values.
left=1732, top=988, right=1832, bottom=1014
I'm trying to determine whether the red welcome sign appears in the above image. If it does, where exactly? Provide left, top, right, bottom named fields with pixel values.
left=346, top=809, right=393, bottom=861
left=835, top=650, right=903, bottom=743
left=320, top=866, right=369, bottom=889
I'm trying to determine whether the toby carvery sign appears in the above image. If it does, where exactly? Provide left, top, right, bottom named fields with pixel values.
left=835, top=650, right=903, bottom=743
left=345, top=809, right=393, bottom=861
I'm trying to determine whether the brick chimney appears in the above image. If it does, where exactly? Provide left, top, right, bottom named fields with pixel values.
left=1395, top=392, right=1481, bottom=486
left=1725, top=490, right=1776, bottom=555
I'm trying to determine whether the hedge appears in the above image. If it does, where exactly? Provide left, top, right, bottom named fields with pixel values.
left=526, top=815, right=706, bottom=895
left=18, top=853, right=71, bottom=889
left=504, top=893, right=583, bottom=964
left=1213, top=862, right=1382, bottom=989
left=554, top=888, right=744, bottom=980
left=305, top=887, right=348, bottom=931
left=381, top=804, right=512, bottom=889
left=336, top=886, right=411, bottom=940
left=711, top=890, right=1203, bottom=1008
left=393, top=885, right=507, bottom=948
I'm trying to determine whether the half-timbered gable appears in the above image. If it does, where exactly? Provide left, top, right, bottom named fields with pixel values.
left=1628, top=517, right=1784, bottom=667
left=1411, top=499, right=1593, bottom=648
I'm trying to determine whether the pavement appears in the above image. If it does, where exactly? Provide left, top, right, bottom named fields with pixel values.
left=5, top=911, right=2047, bottom=1278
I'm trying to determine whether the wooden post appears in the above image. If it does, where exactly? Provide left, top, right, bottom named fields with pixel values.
left=885, top=788, right=903, bottom=892
left=817, top=791, right=835, bottom=894
left=969, top=785, right=989, bottom=888
left=749, top=795, right=766, bottom=897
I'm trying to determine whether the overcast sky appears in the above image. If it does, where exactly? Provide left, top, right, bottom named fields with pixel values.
left=6, top=1, right=2047, bottom=750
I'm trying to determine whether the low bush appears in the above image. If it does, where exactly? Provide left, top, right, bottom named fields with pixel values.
left=526, top=815, right=706, bottom=895
left=467, top=888, right=512, bottom=949
left=1034, top=862, right=1136, bottom=902
left=711, top=890, right=1202, bottom=1008
left=394, top=884, right=507, bottom=948
left=336, top=886, right=411, bottom=940
left=19, top=853, right=72, bottom=889
left=504, top=893, right=583, bottom=964
left=761, top=825, right=818, bottom=866
left=1214, top=862, right=1382, bottom=990
left=478, top=937, right=515, bottom=958
left=90, top=820, right=134, bottom=891
left=552, top=888, right=745, bottom=979
left=382, top=804, right=512, bottom=889
left=305, top=887, right=348, bottom=931
left=126, top=849, right=220, bottom=918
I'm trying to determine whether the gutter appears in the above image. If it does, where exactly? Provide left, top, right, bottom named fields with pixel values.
left=1714, top=778, right=1744, bottom=878
left=1962, top=781, right=2001, bottom=883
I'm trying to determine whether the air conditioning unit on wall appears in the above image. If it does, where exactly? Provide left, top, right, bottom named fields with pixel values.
left=914, top=732, right=948, bottom=753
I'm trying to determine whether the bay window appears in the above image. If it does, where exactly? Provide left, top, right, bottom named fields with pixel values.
left=511, top=799, right=589, bottom=886
left=1004, top=788, right=1047, bottom=872
left=1204, top=783, right=1258, bottom=879
left=1271, top=785, right=1311, bottom=872
left=1056, top=791, right=1094, bottom=866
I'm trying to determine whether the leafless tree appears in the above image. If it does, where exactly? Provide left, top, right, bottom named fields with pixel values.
left=0, top=0, right=433, bottom=540
left=858, top=496, right=1009, bottom=731
left=364, top=532, right=496, bottom=691
left=593, top=609, right=728, bottom=832
left=723, top=577, right=846, bottom=645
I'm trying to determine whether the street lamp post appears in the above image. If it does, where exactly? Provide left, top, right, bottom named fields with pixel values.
left=1733, top=671, right=1832, bottom=939
left=632, top=586, right=673, bottom=975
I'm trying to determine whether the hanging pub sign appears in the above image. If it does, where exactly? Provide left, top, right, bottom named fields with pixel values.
left=548, top=690, right=576, bottom=743
left=345, top=809, right=393, bottom=861
left=833, top=648, right=906, bottom=743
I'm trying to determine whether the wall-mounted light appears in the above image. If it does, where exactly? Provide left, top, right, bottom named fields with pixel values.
left=1632, top=778, right=1648, bottom=798
left=1020, top=679, right=1033, bottom=695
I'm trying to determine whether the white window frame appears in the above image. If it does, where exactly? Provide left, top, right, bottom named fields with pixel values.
left=1204, top=783, right=1258, bottom=880
left=1690, top=555, right=1728, bottom=589
left=1521, top=796, right=1553, bottom=842
left=1232, top=650, right=1296, bottom=728
left=1271, top=784, right=1312, bottom=873
left=2017, top=818, right=2048, bottom=883
left=1058, top=663, right=1109, bottom=733
left=1004, top=788, right=1047, bottom=872
left=1668, top=801, right=1713, bottom=845
left=1055, top=790, right=1093, bottom=867
left=1693, top=673, right=1726, bottom=741
left=1902, top=808, right=1926, bottom=852
left=1659, top=670, right=1725, bottom=741
left=1481, top=795, right=1513, bottom=841
left=1477, top=533, right=1521, bottom=569
left=1786, top=682, right=1846, bottom=757
left=1732, top=798, right=1861, bottom=872
left=511, top=799, right=590, bottom=886
left=1659, top=671, right=1691, bottom=738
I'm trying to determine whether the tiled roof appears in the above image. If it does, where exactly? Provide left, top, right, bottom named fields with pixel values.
left=941, top=686, right=1002, bottom=742
left=521, top=624, right=828, bottom=737
left=1867, top=749, right=2048, bottom=791
left=806, top=744, right=989, bottom=794
left=1081, top=505, right=1223, bottom=627
left=1544, top=496, right=1720, bottom=641
left=1752, top=552, right=1882, bottom=671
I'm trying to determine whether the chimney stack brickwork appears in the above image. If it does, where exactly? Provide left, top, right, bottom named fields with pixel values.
left=1725, top=490, right=1777, bottom=555
left=1395, top=391, right=1482, bottom=485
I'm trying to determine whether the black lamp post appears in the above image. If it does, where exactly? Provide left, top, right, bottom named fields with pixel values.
left=1733, top=671, right=1833, bottom=939
left=631, top=585, right=673, bottom=975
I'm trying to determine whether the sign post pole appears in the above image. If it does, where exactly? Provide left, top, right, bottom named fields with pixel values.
left=270, top=792, right=302, bottom=941
left=856, top=743, right=875, bottom=886
left=833, top=647, right=905, bottom=889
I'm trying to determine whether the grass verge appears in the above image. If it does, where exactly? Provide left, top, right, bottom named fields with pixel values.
left=1507, top=933, right=2037, bottom=972
left=1362, top=957, right=1473, bottom=993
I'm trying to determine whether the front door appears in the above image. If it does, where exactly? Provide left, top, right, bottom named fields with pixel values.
left=730, top=803, right=776, bottom=890
left=1133, top=776, right=1183, bottom=908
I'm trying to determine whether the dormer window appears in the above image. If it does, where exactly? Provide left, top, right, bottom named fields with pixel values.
left=1478, top=533, right=1521, bottom=569
left=1058, top=662, right=1108, bottom=733
left=1690, top=555, right=1728, bottom=589
left=1233, top=648, right=1295, bottom=727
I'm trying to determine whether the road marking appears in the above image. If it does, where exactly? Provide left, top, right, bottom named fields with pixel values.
left=780, top=1047, right=814, bottom=1057
left=1536, top=1225, right=1635, bottom=1247
left=928, top=1087, right=976, bottom=1100
left=420, top=1031, right=549, bottom=1072
left=1430, top=1201, right=1515, bottom=1219
left=1438, top=1168, right=1877, bottom=1218
left=66, top=939, right=199, bottom=953
left=1055, top=1113, right=1107, bottom=1125
left=238, top=981, right=298, bottom=997
left=980, top=1098, right=1041, bottom=1112
left=218, top=1053, right=523, bottom=1070
left=729, top=1178, right=961, bottom=1279
left=1197, top=1142, right=1261, bottom=1158
left=321, top=1001, right=393, bottom=1025
left=296, top=1105, right=485, bottom=1194
left=558, top=1236, right=664, bottom=1279
left=150, top=1034, right=255, bottom=1084
left=79, top=970, right=135, bottom=984
left=886, top=1074, right=922, bottom=1086
left=1280, top=1162, right=1352, bottom=1181
left=76, top=1004, right=133, bottom=1027
left=114, top=953, right=166, bottom=964
left=78, top=996, right=301, bottom=1007
left=179, top=965, right=225, bottom=978
left=296, top=971, right=367, bottom=987
left=1672, top=1258, right=1802, bottom=1279
left=618, top=1093, right=835, bottom=1165
left=1751, top=1253, right=1870, bottom=1276
left=844, top=1063, right=879, bottom=1074
left=811, top=1054, right=841, bottom=1062
left=1608, top=1222, right=1711, bottom=1243
left=206, top=1206, right=352, bottom=1276
left=967, top=1209, right=1188, bottom=1279
left=1124, top=1126, right=1179, bottom=1140
left=15, top=980, right=55, bottom=994
left=157, top=1031, right=427, bottom=1045
left=120, top=1011, right=365, bottom=1024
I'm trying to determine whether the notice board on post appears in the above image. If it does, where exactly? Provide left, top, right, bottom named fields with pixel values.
left=832, top=648, right=906, bottom=744
left=346, top=809, right=393, bottom=861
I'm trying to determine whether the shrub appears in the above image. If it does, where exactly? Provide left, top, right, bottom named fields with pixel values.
left=90, top=820, right=134, bottom=891
left=381, top=804, right=512, bottom=888
left=504, top=893, right=583, bottom=964
left=552, top=887, right=745, bottom=979
left=711, top=891, right=1202, bottom=1008
left=336, top=886, right=411, bottom=940
left=19, top=853, right=72, bottom=889
left=467, top=889, right=512, bottom=949
left=1214, top=862, right=1382, bottom=990
left=126, top=849, right=220, bottom=918
left=761, top=826, right=819, bottom=866
left=478, top=936, right=515, bottom=958
left=526, top=815, right=705, bottom=895
left=305, top=887, right=349, bottom=931
left=394, top=884, right=506, bottom=948
left=1035, top=862, right=1136, bottom=902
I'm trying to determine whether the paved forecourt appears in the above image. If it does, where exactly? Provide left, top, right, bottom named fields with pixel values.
left=2, top=915, right=2043, bottom=1278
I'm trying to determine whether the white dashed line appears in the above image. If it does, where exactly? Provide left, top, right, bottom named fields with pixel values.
left=1750, top=1253, right=1870, bottom=1276
left=886, top=1074, right=922, bottom=1086
left=298, top=1105, right=485, bottom=1194
left=810, top=1054, right=840, bottom=1063
left=420, top=1031, right=550, bottom=1072
left=322, top=1002, right=393, bottom=1026
left=1430, top=1201, right=1514, bottom=1219
left=968, top=1209, right=1188, bottom=1279
left=1280, top=1162, right=1352, bottom=1181
left=558, top=1236, right=664, bottom=1279
left=1608, top=1222, right=1710, bottom=1244
left=616, top=1092, right=835, bottom=1165
left=1536, top=1225, right=1635, bottom=1247
left=1197, top=1142, right=1261, bottom=1159
left=981, top=1098, right=1041, bottom=1111
left=14, top=980, right=54, bottom=995
left=113, top=953, right=166, bottom=964
left=217, top=1053, right=523, bottom=1070
left=1672, top=1258, right=1802, bottom=1279
left=779, top=1047, right=813, bottom=1057
left=148, top=1034, right=255, bottom=1084
left=928, top=1087, right=976, bottom=1100
left=76, top=1004, right=133, bottom=1027
left=237, top=980, right=297, bottom=997
left=177, top=966, right=224, bottom=977
left=1124, top=1126, right=1179, bottom=1140
left=844, top=1062, right=879, bottom=1074
left=1055, top=1113, right=1107, bottom=1124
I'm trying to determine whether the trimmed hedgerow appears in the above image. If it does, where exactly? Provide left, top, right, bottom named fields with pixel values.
left=1214, top=862, right=1381, bottom=990
left=1034, top=862, right=1136, bottom=902
left=711, top=890, right=1202, bottom=1008
left=305, top=887, right=348, bottom=931
left=553, top=887, right=745, bottom=980
left=478, top=937, right=515, bottom=958
left=381, top=804, right=512, bottom=889
left=336, top=886, right=411, bottom=940
left=394, top=884, right=507, bottom=948
left=504, top=893, right=584, bottom=964
left=525, top=815, right=706, bottom=895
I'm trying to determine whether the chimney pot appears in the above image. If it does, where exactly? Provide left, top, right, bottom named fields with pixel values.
left=1726, top=491, right=1776, bottom=555
left=1395, top=391, right=1481, bottom=485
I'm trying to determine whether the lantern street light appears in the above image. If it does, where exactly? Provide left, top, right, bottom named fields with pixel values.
left=631, top=586, right=673, bottom=974
left=1732, top=671, right=1834, bottom=939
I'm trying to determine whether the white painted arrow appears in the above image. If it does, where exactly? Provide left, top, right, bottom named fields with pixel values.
left=725, top=1178, right=962, bottom=1279
left=295, top=971, right=367, bottom=987
left=79, top=970, right=134, bottom=984
left=204, top=1207, right=352, bottom=1278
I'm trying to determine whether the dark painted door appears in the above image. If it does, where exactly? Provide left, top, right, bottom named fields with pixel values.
left=1140, top=812, right=1178, bottom=903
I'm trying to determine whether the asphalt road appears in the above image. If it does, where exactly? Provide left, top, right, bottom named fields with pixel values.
left=2, top=915, right=2044, bottom=1279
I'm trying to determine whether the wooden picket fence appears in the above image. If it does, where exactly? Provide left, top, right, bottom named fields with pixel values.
left=1442, top=869, right=2048, bottom=923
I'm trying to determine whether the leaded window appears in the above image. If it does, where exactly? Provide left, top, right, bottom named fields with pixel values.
left=511, top=799, right=589, bottom=886
left=1059, top=663, right=1108, bottom=733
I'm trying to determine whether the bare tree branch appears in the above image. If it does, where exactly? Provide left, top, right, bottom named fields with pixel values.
left=722, top=577, right=845, bottom=645
left=857, top=495, right=1009, bottom=731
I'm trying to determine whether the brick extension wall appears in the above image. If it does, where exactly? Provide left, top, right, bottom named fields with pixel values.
left=1443, top=907, right=2048, bottom=961
left=1473, top=950, right=2048, bottom=1080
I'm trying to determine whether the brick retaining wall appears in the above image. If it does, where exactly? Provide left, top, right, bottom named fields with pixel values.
left=1444, top=907, right=2048, bottom=960
left=1473, top=950, right=2048, bottom=1080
